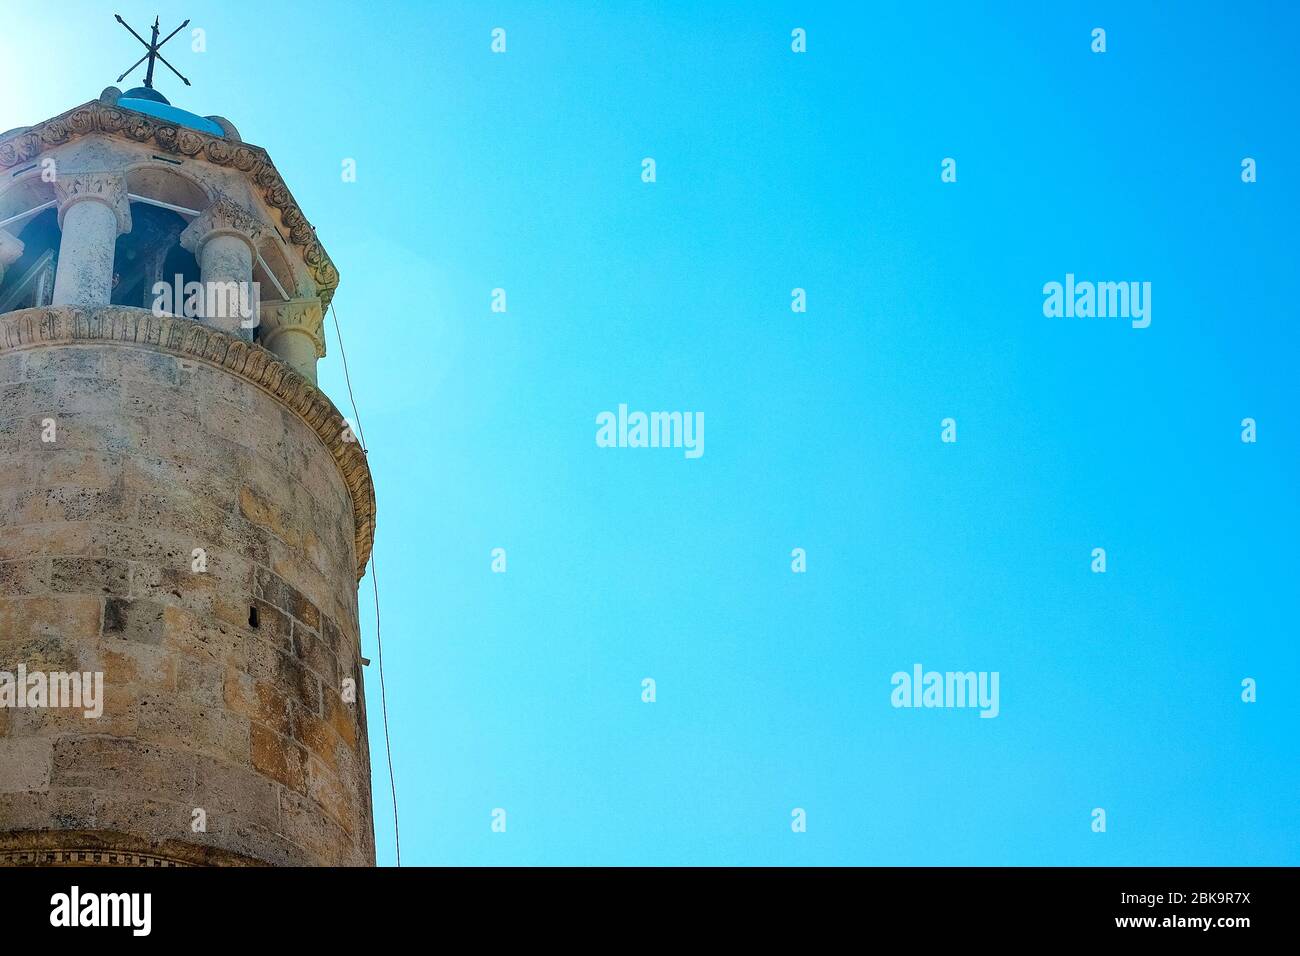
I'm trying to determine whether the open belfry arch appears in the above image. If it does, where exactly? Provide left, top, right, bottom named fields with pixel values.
left=0, top=87, right=337, bottom=383
left=0, top=48, right=378, bottom=866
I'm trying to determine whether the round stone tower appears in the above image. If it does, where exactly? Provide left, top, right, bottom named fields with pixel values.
left=0, top=88, right=377, bottom=866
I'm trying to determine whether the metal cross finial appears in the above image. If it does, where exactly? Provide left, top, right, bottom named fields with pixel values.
left=114, top=13, right=192, bottom=90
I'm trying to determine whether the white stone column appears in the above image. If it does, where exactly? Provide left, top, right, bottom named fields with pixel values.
left=51, top=173, right=132, bottom=307
left=180, top=196, right=269, bottom=339
left=0, top=228, right=24, bottom=286
left=259, top=298, right=327, bottom=383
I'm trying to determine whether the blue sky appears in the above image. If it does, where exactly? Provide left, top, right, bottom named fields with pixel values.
left=4, top=0, right=1296, bottom=865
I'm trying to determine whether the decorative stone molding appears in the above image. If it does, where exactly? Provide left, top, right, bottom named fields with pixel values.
left=0, top=849, right=188, bottom=867
left=0, top=98, right=340, bottom=307
left=0, top=227, right=23, bottom=284
left=181, top=194, right=270, bottom=259
left=0, top=306, right=375, bottom=579
left=0, top=830, right=264, bottom=867
left=260, top=297, right=327, bottom=358
left=53, top=171, right=132, bottom=234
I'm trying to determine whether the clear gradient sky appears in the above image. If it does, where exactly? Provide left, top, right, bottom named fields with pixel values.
left=2, top=1, right=1296, bottom=866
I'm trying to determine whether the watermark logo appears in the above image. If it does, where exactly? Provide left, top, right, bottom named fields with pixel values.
left=50, top=886, right=151, bottom=936
left=1043, top=274, right=1151, bottom=329
left=596, top=404, right=704, bottom=459
left=890, top=664, right=1000, bottom=718
left=152, top=275, right=261, bottom=328
left=1, top=665, right=103, bottom=718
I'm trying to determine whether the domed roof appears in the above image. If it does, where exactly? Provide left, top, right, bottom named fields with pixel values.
left=117, top=88, right=225, bottom=137
left=122, top=86, right=169, bottom=104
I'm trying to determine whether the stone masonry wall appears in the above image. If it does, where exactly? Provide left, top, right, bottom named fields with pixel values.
left=0, top=307, right=375, bottom=866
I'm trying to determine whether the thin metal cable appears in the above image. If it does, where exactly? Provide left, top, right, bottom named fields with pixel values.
left=329, top=301, right=400, bottom=867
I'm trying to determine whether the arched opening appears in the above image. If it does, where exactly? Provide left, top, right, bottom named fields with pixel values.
left=125, top=165, right=209, bottom=214
left=254, top=240, right=295, bottom=305
left=0, top=208, right=61, bottom=314
left=110, top=202, right=199, bottom=310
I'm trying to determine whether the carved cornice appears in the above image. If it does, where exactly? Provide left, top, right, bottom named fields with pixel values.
left=259, top=297, right=327, bottom=358
left=54, top=171, right=132, bottom=234
left=0, top=829, right=265, bottom=867
left=181, top=194, right=270, bottom=258
left=0, top=849, right=186, bottom=867
left=0, top=306, right=375, bottom=579
left=0, top=99, right=339, bottom=308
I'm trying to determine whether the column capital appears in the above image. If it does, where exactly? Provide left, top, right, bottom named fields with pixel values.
left=180, top=195, right=269, bottom=259
left=54, top=172, right=132, bottom=234
left=259, top=297, right=327, bottom=358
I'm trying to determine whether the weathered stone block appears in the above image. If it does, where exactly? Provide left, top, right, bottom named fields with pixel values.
left=193, top=755, right=280, bottom=833
left=223, top=667, right=291, bottom=737
left=91, top=794, right=193, bottom=844
left=253, top=565, right=320, bottom=631
left=161, top=605, right=245, bottom=669
left=50, top=557, right=130, bottom=595
left=250, top=722, right=307, bottom=794
left=0, top=352, right=23, bottom=386
left=0, top=558, right=51, bottom=596
left=248, top=597, right=293, bottom=650
left=0, top=596, right=101, bottom=646
left=137, top=692, right=250, bottom=765
left=323, top=683, right=360, bottom=751
left=101, top=347, right=177, bottom=385
left=50, top=736, right=194, bottom=800
left=102, top=596, right=166, bottom=644
left=93, top=641, right=176, bottom=690
left=240, top=484, right=302, bottom=550
left=0, top=522, right=94, bottom=562
left=24, top=347, right=102, bottom=380
left=0, top=737, right=54, bottom=793
left=0, top=790, right=97, bottom=831
left=291, top=619, right=338, bottom=687
left=174, top=656, right=225, bottom=710
left=279, top=789, right=362, bottom=867
left=26, top=449, right=120, bottom=489
left=129, top=562, right=220, bottom=616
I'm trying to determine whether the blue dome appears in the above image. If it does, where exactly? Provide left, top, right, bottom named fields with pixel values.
left=122, top=86, right=170, bottom=104
left=118, top=94, right=225, bottom=137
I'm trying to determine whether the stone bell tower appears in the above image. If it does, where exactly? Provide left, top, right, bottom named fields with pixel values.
left=0, top=79, right=377, bottom=865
